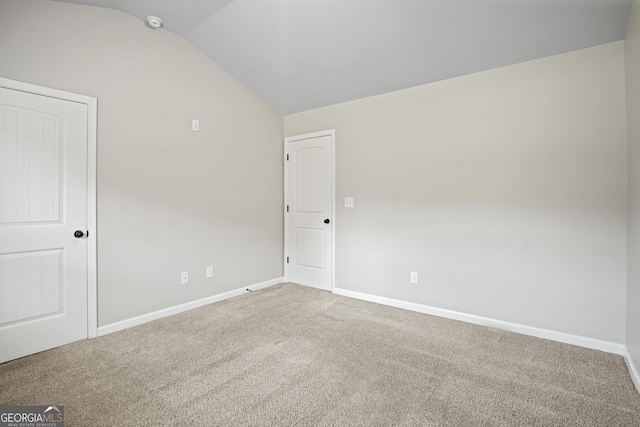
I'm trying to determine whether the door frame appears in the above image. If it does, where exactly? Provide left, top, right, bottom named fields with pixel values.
left=284, top=129, right=336, bottom=291
left=0, top=77, right=98, bottom=338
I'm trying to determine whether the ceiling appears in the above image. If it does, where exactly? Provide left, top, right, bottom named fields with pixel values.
left=56, top=0, right=633, bottom=115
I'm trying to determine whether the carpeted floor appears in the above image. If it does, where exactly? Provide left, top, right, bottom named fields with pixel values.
left=1, top=282, right=639, bottom=426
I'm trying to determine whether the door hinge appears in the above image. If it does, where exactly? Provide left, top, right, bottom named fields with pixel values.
left=286, top=154, right=289, bottom=161
left=286, top=256, right=289, bottom=264
left=286, top=205, right=289, bottom=212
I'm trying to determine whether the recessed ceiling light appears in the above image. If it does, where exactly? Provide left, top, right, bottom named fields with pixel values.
left=146, top=16, right=163, bottom=29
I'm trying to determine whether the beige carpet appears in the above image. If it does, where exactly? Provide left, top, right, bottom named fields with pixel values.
left=1, top=283, right=639, bottom=426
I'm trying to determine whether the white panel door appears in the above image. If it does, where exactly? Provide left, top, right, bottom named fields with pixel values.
left=0, top=86, right=88, bottom=363
left=285, top=132, right=334, bottom=291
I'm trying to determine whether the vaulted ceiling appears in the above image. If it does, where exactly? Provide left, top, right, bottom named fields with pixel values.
left=56, top=0, right=633, bottom=114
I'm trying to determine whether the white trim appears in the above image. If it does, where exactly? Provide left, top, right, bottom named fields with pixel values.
left=624, top=347, right=640, bottom=393
left=85, top=92, right=98, bottom=339
left=333, top=286, right=625, bottom=355
left=0, top=77, right=98, bottom=339
left=283, top=138, right=289, bottom=280
left=97, top=277, right=284, bottom=336
left=283, top=130, right=336, bottom=292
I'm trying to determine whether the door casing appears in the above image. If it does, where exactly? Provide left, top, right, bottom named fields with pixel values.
left=284, top=129, right=336, bottom=291
left=0, top=77, right=98, bottom=338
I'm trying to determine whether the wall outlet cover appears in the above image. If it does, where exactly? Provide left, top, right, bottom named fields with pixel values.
left=410, top=271, right=418, bottom=284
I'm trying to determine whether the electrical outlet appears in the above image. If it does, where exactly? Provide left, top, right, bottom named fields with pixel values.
left=206, top=266, right=214, bottom=279
left=180, top=271, right=189, bottom=285
left=410, top=271, right=418, bottom=284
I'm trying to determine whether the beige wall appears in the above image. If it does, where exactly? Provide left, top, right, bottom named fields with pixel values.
left=286, top=42, right=628, bottom=343
left=0, top=0, right=284, bottom=326
left=0, top=0, right=631, bottom=349
left=627, top=0, right=640, bottom=376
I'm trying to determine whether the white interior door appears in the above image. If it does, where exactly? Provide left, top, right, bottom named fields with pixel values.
left=0, top=85, right=90, bottom=363
left=285, top=131, right=334, bottom=291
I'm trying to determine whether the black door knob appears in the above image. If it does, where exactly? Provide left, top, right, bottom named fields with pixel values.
left=324, top=219, right=330, bottom=224
left=74, top=230, right=84, bottom=238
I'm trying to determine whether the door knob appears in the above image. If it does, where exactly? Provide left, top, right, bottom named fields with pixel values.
left=324, top=219, right=330, bottom=224
left=74, top=230, right=85, bottom=238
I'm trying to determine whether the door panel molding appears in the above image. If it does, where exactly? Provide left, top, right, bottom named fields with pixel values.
left=0, top=77, right=97, bottom=339
left=284, top=130, right=335, bottom=291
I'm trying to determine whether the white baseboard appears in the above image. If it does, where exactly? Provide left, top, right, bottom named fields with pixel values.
left=332, top=287, right=625, bottom=355
left=624, top=347, right=640, bottom=393
left=97, top=277, right=284, bottom=337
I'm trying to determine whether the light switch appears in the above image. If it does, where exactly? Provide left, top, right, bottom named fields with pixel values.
left=192, top=119, right=200, bottom=131
left=344, top=197, right=354, bottom=208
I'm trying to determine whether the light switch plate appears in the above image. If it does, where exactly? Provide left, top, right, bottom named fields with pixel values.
left=192, top=119, right=200, bottom=131
left=345, top=197, right=354, bottom=208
